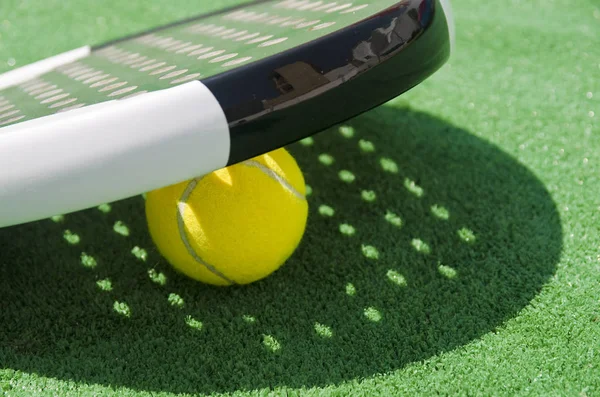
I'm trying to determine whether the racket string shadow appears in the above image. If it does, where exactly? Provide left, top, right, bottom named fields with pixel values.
left=0, top=105, right=562, bottom=394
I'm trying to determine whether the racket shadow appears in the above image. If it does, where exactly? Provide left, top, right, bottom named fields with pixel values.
left=0, top=105, right=562, bottom=394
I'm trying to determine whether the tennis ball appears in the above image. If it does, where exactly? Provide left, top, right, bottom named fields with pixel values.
left=144, top=148, right=308, bottom=286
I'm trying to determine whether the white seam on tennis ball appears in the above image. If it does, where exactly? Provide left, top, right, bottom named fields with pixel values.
left=242, top=160, right=305, bottom=200
left=177, top=177, right=236, bottom=285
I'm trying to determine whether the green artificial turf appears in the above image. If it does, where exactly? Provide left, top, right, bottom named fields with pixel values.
left=1, top=0, right=599, bottom=396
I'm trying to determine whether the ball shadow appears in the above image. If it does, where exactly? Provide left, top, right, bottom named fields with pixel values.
left=0, top=105, right=562, bottom=394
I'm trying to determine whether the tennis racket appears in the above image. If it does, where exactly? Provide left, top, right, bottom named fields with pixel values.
left=0, top=0, right=454, bottom=228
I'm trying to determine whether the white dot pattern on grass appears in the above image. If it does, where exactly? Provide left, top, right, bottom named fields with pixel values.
left=97, top=279, right=113, bottom=291
left=380, top=157, right=398, bottom=173
left=338, top=170, right=355, bottom=183
left=431, top=205, right=450, bottom=220
left=361, top=190, right=376, bottom=202
left=458, top=227, right=476, bottom=243
left=80, top=253, right=97, bottom=269
left=404, top=178, right=424, bottom=197
left=387, top=270, right=407, bottom=287
left=148, top=269, right=167, bottom=286
left=300, top=137, right=314, bottom=146
left=131, top=246, right=148, bottom=261
left=345, top=283, right=356, bottom=296
left=113, top=221, right=130, bottom=236
left=318, top=205, right=335, bottom=217
left=411, top=238, right=430, bottom=254
left=339, top=125, right=355, bottom=138
left=113, top=301, right=131, bottom=317
left=361, top=245, right=379, bottom=259
left=97, top=203, right=111, bottom=213
left=384, top=211, right=402, bottom=227
left=49, top=214, right=64, bottom=223
left=185, top=316, right=203, bottom=330
left=319, top=153, right=334, bottom=165
left=359, top=139, right=375, bottom=152
left=364, top=307, right=382, bottom=322
left=263, top=334, right=281, bottom=352
left=63, top=230, right=80, bottom=245
left=339, top=223, right=355, bottom=236
left=314, top=322, right=333, bottom=338
left=168, top=293, right=185, bottom=308
left=242, top=314, right=257, bottom=324
left=438, top=264, right=457, bottom=279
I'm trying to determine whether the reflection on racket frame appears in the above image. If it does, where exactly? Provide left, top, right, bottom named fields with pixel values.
left=0, top=0, right=454, bottom=228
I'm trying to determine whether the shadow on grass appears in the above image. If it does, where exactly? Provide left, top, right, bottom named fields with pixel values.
left=0, top=105, right=562, bottom=394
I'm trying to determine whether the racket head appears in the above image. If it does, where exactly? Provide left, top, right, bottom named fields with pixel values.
left=0, top=0, right=453, bottom=131
left=0, top=0, right=454, bottom=228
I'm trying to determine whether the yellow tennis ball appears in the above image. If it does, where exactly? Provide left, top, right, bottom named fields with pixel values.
left=144, top=148, right=308, bottom=286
